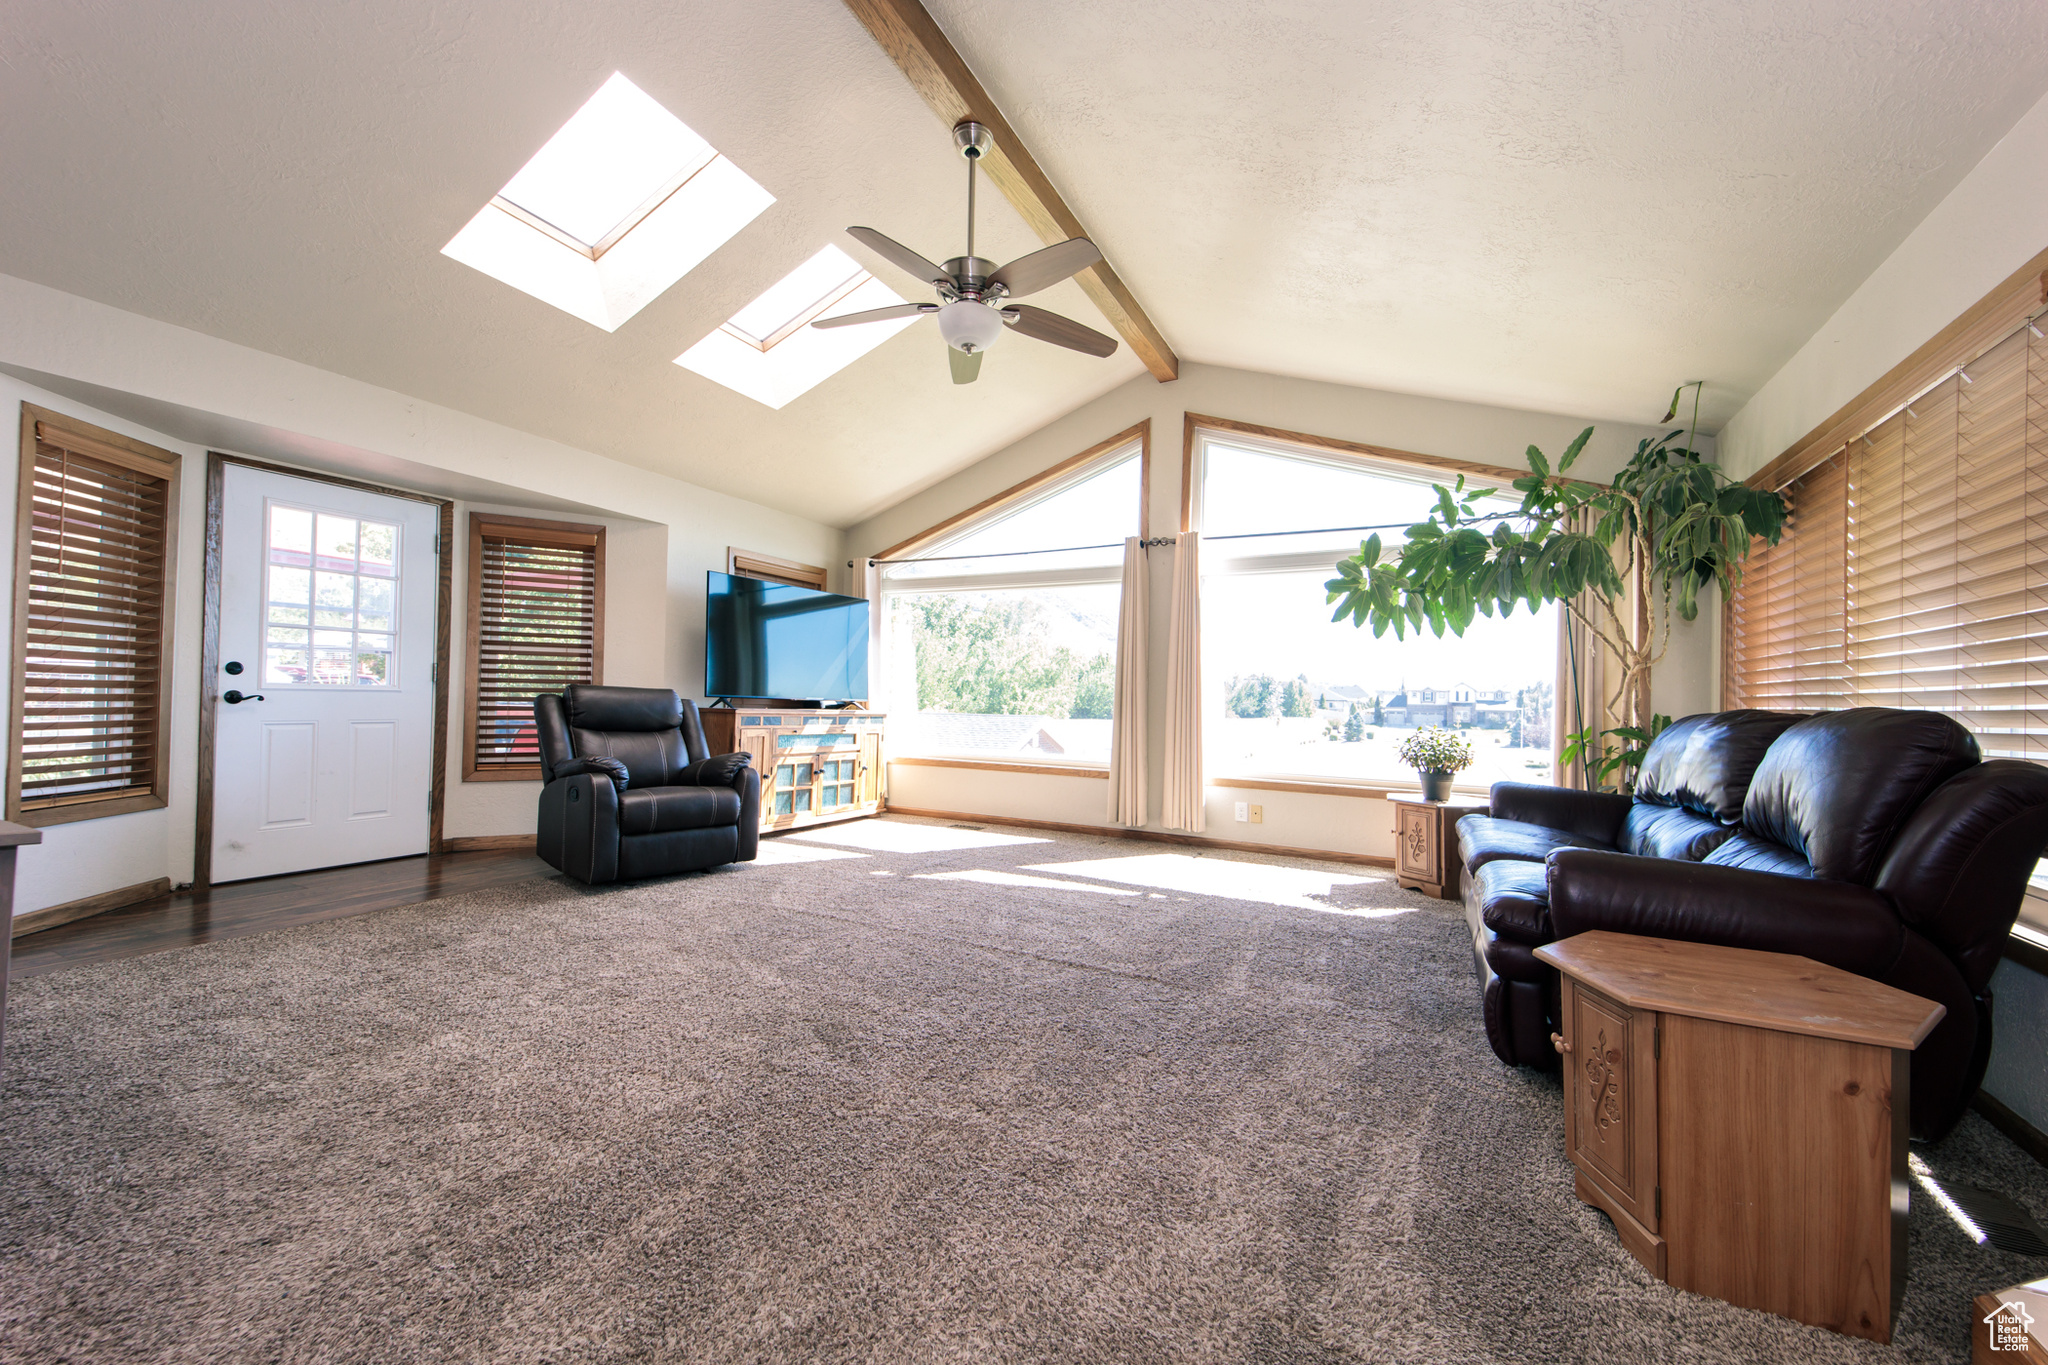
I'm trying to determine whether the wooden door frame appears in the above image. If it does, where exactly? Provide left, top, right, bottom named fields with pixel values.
left=195, top=453, right=454, bottom=888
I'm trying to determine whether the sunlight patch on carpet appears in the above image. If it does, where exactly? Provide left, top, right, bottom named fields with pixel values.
left=751, top=840, right=871, bottom=865
left=913, top=869, right=1141, bottom=896
left=1022, top=853, right=1415, bottom=916
left=783, top=822, right=1052, bottom=854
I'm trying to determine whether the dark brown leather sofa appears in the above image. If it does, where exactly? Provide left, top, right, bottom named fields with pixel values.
left=1458, top=707, right=2048, bottom=1140
left=534, top=685, right=760, bottom=884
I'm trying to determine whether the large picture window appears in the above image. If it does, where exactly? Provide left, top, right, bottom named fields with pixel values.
left=1196, top=428, right=1557, bottom=789
left=880, top=431, right=1143, bottom=766
left=9, top=406, right=180, bottom=826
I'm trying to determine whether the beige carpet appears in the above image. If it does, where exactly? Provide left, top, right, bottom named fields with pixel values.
left=0, top=816, right=2041, bottom=1363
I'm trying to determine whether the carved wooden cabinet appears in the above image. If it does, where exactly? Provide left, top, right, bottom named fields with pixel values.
left=1388, top=795, right=1487, bottom=899
left=699, top=707, right=884, bottom=834
left=1536, top=931, right=1945, bottom=1344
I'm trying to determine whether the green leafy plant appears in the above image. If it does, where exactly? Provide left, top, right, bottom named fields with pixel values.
left=1397, top=726, right=1474, bottom=773
left=1560, top=714, right=1673, bottom=792
left=1323, top=397, right=1787, bottom=787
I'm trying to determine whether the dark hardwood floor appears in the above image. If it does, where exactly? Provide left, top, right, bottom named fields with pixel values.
left=10, top=848, right=557, bottom=979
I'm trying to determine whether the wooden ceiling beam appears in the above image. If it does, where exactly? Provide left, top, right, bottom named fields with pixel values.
left=841, top=0, right=1180, bottom=382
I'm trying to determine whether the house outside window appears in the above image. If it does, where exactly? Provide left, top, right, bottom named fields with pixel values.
left=1195, top=427, right=1557, bottom=790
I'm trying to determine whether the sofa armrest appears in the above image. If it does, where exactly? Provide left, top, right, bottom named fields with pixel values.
left=536, top=773, right=620, bottom=884
left=551, top=755, right=628, bottom=792
left=1490, top=782, right=1632, bottom=846
left=679, top=751, right=753, bottom=787
left=677, top=751, right=760, bottom=861
left=1546, top=849, right=1904, bottom=978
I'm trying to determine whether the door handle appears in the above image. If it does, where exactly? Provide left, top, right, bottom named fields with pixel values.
left=223, top=690, right=265, bottom=704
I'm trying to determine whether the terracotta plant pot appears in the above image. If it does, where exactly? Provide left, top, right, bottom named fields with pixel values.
left=1418, top=769, right=1455, bottom=802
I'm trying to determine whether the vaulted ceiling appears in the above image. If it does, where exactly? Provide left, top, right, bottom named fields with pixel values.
left=3, top=1, right=2046, bottom=526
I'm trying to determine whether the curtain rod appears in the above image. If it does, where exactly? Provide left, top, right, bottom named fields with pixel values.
left=865, top=514, right=1529, bottom=567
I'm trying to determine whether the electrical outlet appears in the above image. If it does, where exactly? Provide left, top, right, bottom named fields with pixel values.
left=1250, top=804, right=1263, bottom=824
left=1234, top=801, right=1249, bottom=822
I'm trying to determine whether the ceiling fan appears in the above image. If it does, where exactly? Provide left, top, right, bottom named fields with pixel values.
left=812, top=121, right=1119, bottom=384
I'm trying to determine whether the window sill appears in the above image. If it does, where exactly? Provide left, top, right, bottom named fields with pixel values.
left=1211, top=774, right=1494, bottom=801
left=888, top=755, right=1110, bottom=780
left=13, top=790, right=168, bottom=828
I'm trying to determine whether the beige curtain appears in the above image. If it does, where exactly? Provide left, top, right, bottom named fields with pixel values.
left=1162, top=531, right=1205, bottom=831
left=1107, top=537, right=1148, bottom=826
left=1554, top=509, right=1615, bottom=789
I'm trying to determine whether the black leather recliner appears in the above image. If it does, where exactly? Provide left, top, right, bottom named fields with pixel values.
left=1457, top=707, right=2048, bottom=1141
left=534, top=685, right=760, bottom=884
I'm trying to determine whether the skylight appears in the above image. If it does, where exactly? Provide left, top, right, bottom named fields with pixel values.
left=675, top=244, right=921, bottom=408
left=441, top=72, right=773, bottom=331
left=720, top=245, right=870, bottom=350
left=493, top=74, right=716, bottom=254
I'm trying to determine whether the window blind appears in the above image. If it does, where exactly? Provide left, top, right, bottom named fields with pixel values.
left=1724, top=319, right=2048, bottom=764
left=465, top=516, right=604, bottom=779
left=12, top=417, right=176, bottom=821
left=1722, top=453, right=1848, bottom=712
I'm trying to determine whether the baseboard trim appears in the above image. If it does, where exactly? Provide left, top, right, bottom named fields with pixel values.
left=881, top=805, right=1395, bottom=868
left=11, top=877, right=173, bottom=939
left=1973, top=1089, right=2048, bottom=1169
left=440, top=835, right=538, bottom=854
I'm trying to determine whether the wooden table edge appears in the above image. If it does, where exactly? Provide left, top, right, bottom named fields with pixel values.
left=1534, top=930, right=1945, bottom=1051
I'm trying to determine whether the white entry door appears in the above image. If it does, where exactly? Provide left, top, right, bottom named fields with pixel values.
left=211, top=465, right=439, bottom=882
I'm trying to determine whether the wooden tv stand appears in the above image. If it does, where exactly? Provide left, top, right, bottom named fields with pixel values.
left=700, top=706, right=884, bottom=834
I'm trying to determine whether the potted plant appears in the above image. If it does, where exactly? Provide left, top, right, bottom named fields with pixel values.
left=1398, top=726, right=1473, bottom=801
left=1322, top=388, right=1788, bottom=793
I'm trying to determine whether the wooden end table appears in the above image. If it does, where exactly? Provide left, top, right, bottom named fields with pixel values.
left=1533, top=931, right=1945, bottom=1344
left=1388, top=793, right=1487, bottom=899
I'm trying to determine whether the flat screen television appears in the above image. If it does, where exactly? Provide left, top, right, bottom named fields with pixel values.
left=704, top=571, right=870, bottom=702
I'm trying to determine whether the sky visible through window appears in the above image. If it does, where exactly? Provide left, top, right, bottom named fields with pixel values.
left=1202, top=440, right=1558, bottom=787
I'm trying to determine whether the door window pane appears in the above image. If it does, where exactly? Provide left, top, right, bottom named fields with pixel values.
left=263, top=501, right=401, bottom=686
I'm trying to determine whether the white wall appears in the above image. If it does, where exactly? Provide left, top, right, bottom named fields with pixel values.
left=850, top=361, right=1704, bottom=861
left=1717, top=85, right=2048, bottom=1137
left=1719, top=85, right=2048, bottom=481
left=0, top=273, right=843, bottom=914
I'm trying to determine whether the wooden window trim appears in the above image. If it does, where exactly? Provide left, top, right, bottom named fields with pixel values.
left=10, top=405, right=180, bottom=828
left=726, top=548, right=828, bottom=591
left=1180, top=412, right=1591, bottom=535
left=464, top=512, right=605, bottom=782
left=1747, top=244, right=2048, bottom=493
left=873, top=419, right=1150, bottom=562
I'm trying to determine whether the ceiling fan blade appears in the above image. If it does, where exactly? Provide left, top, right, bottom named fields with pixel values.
left=846, top=227, right=952, bottom=289
left=987, top=238, right=1104, bottom=299
left=949, top=346, right=984, bottom=385
left=811, top=303, right=938, bottom=330
left=1002, top=305, right=1118, bottom=358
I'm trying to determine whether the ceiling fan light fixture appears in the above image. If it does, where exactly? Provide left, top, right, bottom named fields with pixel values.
left=938, top=299, right=1005, bottom=354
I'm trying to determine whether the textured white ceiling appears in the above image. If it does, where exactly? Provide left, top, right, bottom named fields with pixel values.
left=0, top=0, right=1142, bottom=526
left=2, top=2, right=2045, bottom=526
left=932, top=0, right=2048, bottom=431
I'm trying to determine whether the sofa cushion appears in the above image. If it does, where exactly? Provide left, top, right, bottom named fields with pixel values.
left=1634, top=709, right=1806, bottom=823
left=1474, top=859, right=1553, bottom=945
left=1700, top=831, right=1813, bottom=879
left=1457, top=815, right=1612, bottom=871
left=618, top=784, right=742, bottom=835
left=1741, top=708, right=1980, bottom=884
left=1621, top=803, right=1736, bottom=862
